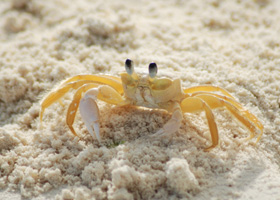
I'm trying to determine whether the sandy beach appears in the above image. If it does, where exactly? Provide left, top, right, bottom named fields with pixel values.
left=0, top=0, right=280, bottom=199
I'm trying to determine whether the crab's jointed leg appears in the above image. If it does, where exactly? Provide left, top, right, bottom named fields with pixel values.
left=40, top=75, right=123, bottom=124
left=60, top=74, right=123, bottom=93
left=184, top=85, right=263, bottom=142
left=40, top=80, right=97, bottom=122
left=180, top=97, right=219, bottom=151
left=195, top=94, right=263, bottom=143
left=191, top=92, right=263, bottom=131
left=184, top=85, right=235, bottom=99
left=78, top=85, right=127, bottom=142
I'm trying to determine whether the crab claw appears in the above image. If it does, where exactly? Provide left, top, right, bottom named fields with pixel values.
left=151, top=105, right=183, bottom=138
left=79, top=88, right=101, bottom=142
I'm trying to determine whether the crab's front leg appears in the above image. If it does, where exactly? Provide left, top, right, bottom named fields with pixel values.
left=74, top=85, right=127, bottom=142
left=151, top=102, right=183, bottom=137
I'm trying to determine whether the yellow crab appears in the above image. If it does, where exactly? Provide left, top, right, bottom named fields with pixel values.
left=40, top=59, right=263, bottom=151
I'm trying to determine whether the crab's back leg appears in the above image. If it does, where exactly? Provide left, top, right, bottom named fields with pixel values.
left=191, top=92, right=263, bottom=131
left=184, top=85, right=235, bottom=99
left=68, top=84, right=127, bottom=141
left=180, top=97, right=219, bottom=151
left=60, top=75, right=123, bottom=94
left=195, top=94, right=263, bottom=143
left=40, top=80, right=96, bottom=122
left=40, top=75, right=123, bottom=123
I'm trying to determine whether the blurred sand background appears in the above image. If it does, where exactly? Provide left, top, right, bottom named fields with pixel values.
left=0, top=0, right=280, bottom=199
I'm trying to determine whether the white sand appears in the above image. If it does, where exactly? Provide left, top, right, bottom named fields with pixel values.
left=1, top=0, right=280, bottom=199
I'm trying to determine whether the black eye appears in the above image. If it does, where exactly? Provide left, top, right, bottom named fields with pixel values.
left=125, top=59, right=134, bottom=75
left=149, top=62, right=157, bottom=78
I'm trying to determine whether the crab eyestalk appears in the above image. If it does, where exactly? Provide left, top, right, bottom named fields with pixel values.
left=149, top=62, right=157, bottom=78
left=125, top=59, right=134, bottom=75
left=125, top=59, right=139, bottom=80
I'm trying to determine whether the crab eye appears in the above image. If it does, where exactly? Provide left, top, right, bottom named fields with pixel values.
left=125, top=59, right=134, bottom=75
left=149, top=62, right=157, bottom=78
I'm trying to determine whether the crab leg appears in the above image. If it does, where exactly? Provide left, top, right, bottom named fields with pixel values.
left=180, top=97, right=219, bottom=151
left=60, top=74, right=123, bottom=93
left=191, top=92, right=263, bottom=131
left=151, top=102, right=183, bottom=137
left=40, top=80, right=99, bottom=122
left=40, top=75, right=123, bottom=123
left=79, top=85, right=127, bottom=141
left=184, top=85, right=235, bottom=99
left=195, top=94, right=263, bottom=142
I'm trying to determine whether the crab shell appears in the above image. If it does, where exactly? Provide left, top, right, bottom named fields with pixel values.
left=121, top=71, right=184, bottom=108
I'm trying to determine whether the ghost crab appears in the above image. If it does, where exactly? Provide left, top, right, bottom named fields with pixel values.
left=40, top=59, right=263, bottom=151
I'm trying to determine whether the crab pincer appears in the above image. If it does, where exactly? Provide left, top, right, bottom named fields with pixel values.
left=79, top=88, right=101, bottom=142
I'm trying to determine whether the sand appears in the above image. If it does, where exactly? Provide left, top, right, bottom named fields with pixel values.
left=0, top=0, right=280, bottom=199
